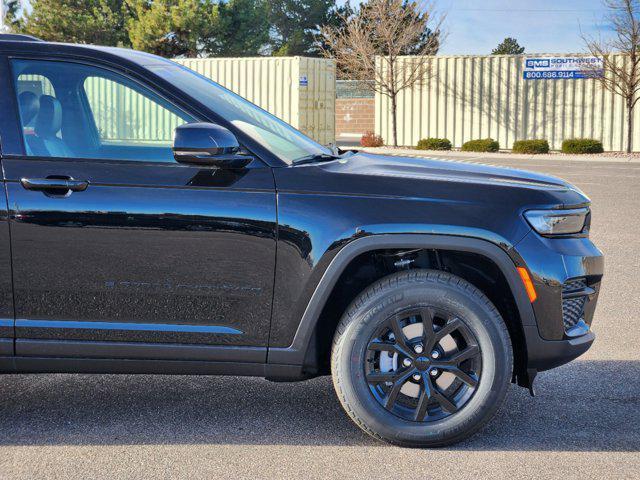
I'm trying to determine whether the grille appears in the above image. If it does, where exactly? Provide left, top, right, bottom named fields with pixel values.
left=562, top=278, right=588, bottom=330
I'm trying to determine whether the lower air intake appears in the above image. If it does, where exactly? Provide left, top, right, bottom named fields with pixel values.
left=562, top=278, right=588, bottom=330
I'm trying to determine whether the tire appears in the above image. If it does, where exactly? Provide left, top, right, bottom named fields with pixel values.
left=331, top=269, right=513, bottom=447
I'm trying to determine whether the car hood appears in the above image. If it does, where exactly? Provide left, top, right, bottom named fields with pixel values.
left=288, top=152, right=591, bottom=210
left=329, top=152, right=569, bottom=190
left=315, top=153, right=590, bottom=206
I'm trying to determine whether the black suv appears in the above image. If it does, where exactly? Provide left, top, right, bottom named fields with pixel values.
left=0, top=35, right=603, bottom=447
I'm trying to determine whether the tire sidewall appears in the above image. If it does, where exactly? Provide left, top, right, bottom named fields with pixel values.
left=333, top=271, right=512, bottom=446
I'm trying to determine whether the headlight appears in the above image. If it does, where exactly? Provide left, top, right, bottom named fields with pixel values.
left=524, top=208, right=589, bottom=236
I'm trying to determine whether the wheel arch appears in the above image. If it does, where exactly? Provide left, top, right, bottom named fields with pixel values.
left=267, top=234, right=536, bottom=378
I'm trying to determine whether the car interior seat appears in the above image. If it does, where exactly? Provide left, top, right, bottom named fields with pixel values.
left=18, top=91, right=39, bottom=127
left=24, top=95, right=73, bottom=158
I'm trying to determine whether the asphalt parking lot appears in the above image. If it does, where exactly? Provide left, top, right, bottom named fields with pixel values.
left=0, top=156, right=639, bottom=479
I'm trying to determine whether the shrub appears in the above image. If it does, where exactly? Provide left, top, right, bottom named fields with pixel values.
left=561, top=138, right=604, bottom=154
left=461, top=138, right=500, bottom=152
left=360, top=131, right=384, bottom=147
left=416, top=138, right=452, bottom=151
left=512, top=139, right=550, bottom=154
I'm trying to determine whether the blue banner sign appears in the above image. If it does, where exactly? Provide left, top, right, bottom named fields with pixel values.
left=523, top=57, right=604, bottom=80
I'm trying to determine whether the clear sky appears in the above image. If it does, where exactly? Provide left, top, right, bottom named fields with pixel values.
left=438, top=0, right=611, bottom=55
left=341, top=0, right=614, bottom=55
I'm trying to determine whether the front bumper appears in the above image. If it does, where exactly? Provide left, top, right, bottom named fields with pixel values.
left=513, top=230, right=603, bottom=370
left=523, top=326, right=594, bottom=371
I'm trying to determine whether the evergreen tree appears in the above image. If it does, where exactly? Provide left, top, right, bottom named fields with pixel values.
left=268, top=0, right=337, bottom=56
left=3, top=0, right=22, bottom=30
left=128, top=0, right=217, bottom=57
left=210, top=0, right=270, bottom=56
left=491, top=37, right=525, bottom=55
left=129, top=0, right=269, bottom=57
left=17, top=0, right=330, bottom=58
left=19, top=0, right=131, bottom=46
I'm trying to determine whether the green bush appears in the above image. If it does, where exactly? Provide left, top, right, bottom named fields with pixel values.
left=416, top=138, right=452, bottom=151
left=512, top=139, right=550, bottom=154
left=561, top=138, right=604, bottom=154
left=461, top=138, right=500, bottom=152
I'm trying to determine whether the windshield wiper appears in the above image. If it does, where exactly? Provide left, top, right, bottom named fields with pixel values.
left=293, top=153, right=341, bottom=165
left=294, top=152, right=352, bottom=166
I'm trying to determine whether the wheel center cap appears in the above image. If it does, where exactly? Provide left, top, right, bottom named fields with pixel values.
left=415, top=356, right=430, bottom=371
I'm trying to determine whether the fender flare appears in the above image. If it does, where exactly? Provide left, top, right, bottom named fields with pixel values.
left=267, top=233, right=536, bottom=365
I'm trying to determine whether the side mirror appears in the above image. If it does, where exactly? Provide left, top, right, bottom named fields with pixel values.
left=173, top=122, right=252, bottom=168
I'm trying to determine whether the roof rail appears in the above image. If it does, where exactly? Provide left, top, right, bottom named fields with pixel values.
left=0, top=34, right=43, bottom=42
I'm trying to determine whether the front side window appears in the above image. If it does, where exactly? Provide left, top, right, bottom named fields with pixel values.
left=12, top=59, right=195, bottom=163
left=147, top=61, right=332, bottom=164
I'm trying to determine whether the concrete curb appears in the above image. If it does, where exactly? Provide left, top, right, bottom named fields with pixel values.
left=355, top=147, right=640, bottom=164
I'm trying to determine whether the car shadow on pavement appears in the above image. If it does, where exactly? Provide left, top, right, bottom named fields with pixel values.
left=0, top=359, right=637, bottom=451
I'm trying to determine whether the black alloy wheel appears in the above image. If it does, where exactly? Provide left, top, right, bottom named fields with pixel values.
left=365, top=307, right=482, bottom=422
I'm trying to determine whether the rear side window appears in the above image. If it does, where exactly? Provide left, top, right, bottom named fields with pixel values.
left=15, top=74, right=56, bottom=132
left=17, top=74, right=55, bottom=97
left=11, top=59, right=196, bottom=163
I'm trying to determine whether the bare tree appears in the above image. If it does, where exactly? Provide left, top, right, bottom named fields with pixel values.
left=320, top=0, right=442, bottom=147
left=583, top=0, right=640, bottom=153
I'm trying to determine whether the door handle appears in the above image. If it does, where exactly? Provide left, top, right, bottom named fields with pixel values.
left=20, top=177, right=89, bottom=192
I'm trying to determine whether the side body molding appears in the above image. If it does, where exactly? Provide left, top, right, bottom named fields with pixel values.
left=267, top=233, right=536, bottom=365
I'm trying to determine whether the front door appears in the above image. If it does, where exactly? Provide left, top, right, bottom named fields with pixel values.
left=3, top=57, right=277, bottom=362
left=0, top=55, right=15, bottom=358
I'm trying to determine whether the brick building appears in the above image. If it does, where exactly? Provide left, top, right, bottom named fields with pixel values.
left=335, top=80, right=375, bottom=145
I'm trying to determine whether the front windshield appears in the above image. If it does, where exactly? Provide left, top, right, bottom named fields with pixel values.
left=149, top=62, right=332, bottom=165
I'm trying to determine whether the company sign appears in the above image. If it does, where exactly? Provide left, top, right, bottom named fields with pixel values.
left=523, top=57, right=603, bottom=80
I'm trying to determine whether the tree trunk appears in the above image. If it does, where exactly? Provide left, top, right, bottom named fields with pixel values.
left=391, top=93, right=398, bottom=147
left=626, top=101, right=634, bottom=154
left=387, top=56, right=398, bottom=147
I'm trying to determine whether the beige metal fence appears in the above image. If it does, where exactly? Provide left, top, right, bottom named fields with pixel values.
left=175, top=56, right=336, bottom=145
left=375, top=54, right=640, bottom=151
left=84, top=76, right=185, bottom=143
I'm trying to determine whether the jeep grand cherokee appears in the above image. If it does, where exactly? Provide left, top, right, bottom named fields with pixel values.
left=0, top=34, right=603, bottom=447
